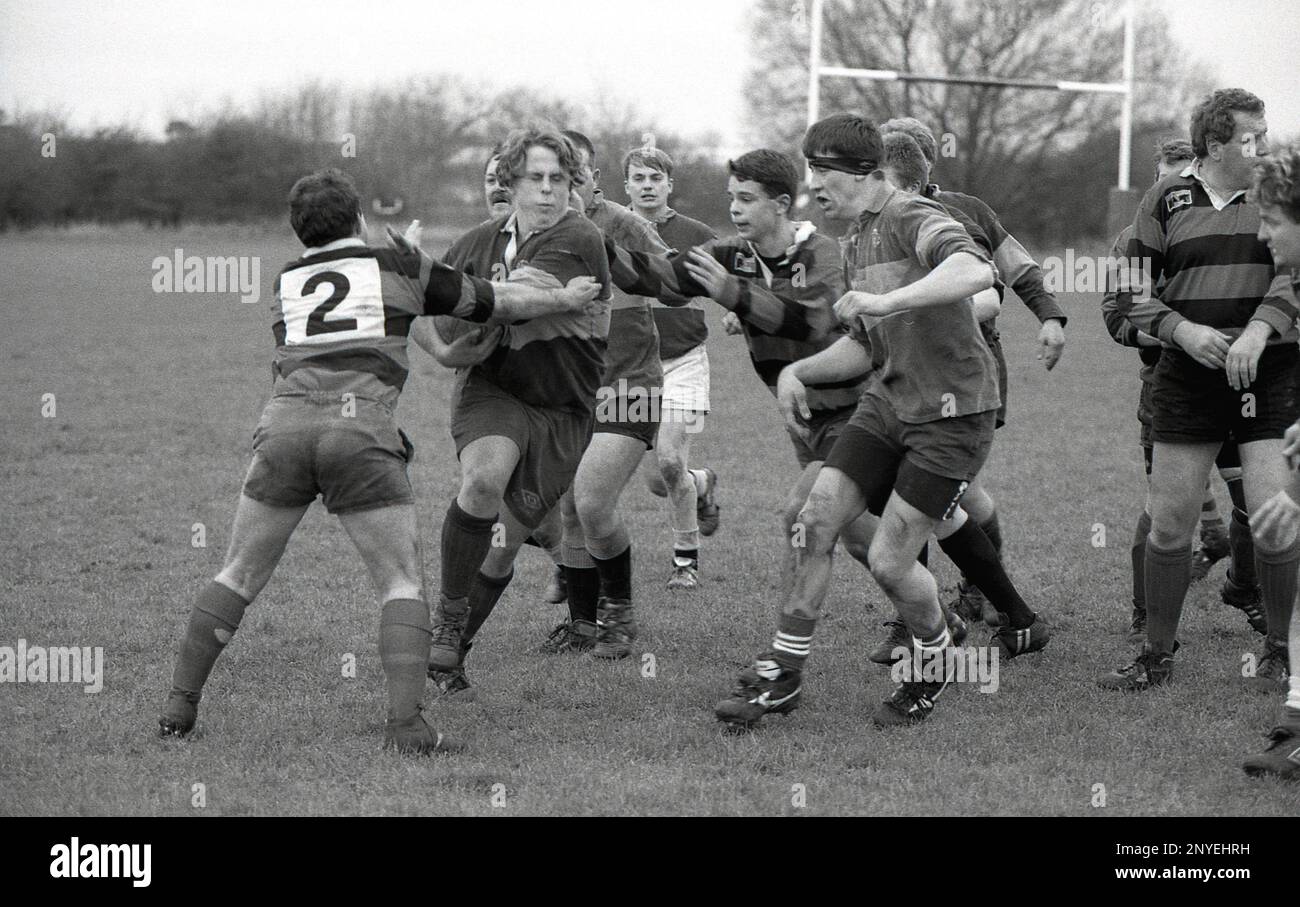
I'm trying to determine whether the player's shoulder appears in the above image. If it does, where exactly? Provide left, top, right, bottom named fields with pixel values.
left=453, top=214, right=510, bottom=248
left=547, top=208, right=607, bottom=249
left=1143, top=171, right=1199, bottom=219
left=663, top=210, right=716, bottom=243
left=278, top=243, right=379, bottom=277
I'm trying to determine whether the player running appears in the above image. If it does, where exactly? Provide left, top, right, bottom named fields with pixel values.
left=1101, top=89, right=1298, bottom=693
left=421, top=128, right=613, bottom=690
left=709, top=115, right=1046, bottom=729
left=880, top=117, right=1068, bottom=628
left=1101, top=138, right=1262, bottom=645
left=155, top=167, right=600, bottom=754
left=1240, top=142, right=1300, bottom=781
left=624, top=146, right=721, bottom=590
left=536, top=130, right=681, bottom=659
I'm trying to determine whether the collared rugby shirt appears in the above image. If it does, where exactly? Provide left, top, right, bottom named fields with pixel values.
left=1115, top=162, right=1299, bottom=346
left=843, top=178, right=999, bottom=424
left=270, top=237, right=496, bottom=408
left=444, top=208, right=612, bottom=415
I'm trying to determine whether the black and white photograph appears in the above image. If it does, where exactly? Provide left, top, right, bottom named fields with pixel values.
left=2, top=0, right=1298, bottom=845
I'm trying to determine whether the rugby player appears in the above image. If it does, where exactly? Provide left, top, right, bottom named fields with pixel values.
left=881, top=116, right=1069, bottom=627
left=1101, top=89, right=1298, bottom=692
left=1243, top=143, right=1300, bottom=780
left=156, top=167, right=601, bottom=753
left=537, top=129, right=679, bottom=659
left=624, top=146, right=722, bottom=590
left=421, top=128, right=614, bottom=683
left=1101, top=138, right=1263, bottom=645
left=710, top=115, right=1047, bottom=729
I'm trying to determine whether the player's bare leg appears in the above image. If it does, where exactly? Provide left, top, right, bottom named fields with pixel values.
left=714, top=467, right=865, bottom=728
left=573, top=432, right=646, bottom=659
left=339, top=504, right=460, bottom=753
left=644, top=415, right=712, bottom=588
left=1100, top=441, right=1218, bottom=690
left=159, top=495, right=308, bottom=738
left=1239, top=439, right=1297, bottom=692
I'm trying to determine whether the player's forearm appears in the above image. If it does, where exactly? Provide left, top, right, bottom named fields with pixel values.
left=410, top=318, right=447, bottom=358
left=729, top=282, right=836, bottom=342
left=488, top=282, right=573, bottom=321
left=879, top=251, right=993, bottom=314
left=790, top=335, right=872, bottom=385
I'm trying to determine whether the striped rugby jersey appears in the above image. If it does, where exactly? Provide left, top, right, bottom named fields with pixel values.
left=586, top=192, right=670, bottom=390
left=648, top=209, right=717, bottom=359
left=1101, top=224, right=1163, bottom=383
left=1116, top=162, right=1299, bottom=346
left=444, top=208, right=612, bottom=415
left=926, top=184, right=1067, bottom=326
left=604, top=225, right=851, bottom=415
left=270, top=237, right=496, bottom=408
left=843, top=178, right=999, bottom=424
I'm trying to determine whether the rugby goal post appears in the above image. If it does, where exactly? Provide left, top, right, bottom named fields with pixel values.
left=806, top=0, right=1139, bottom=233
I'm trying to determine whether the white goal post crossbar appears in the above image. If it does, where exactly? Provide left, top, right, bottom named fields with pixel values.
left=806, top=0, right=1136, bottom=189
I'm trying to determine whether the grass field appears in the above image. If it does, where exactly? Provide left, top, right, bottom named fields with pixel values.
left=2, top=224, right=1297, bottom=817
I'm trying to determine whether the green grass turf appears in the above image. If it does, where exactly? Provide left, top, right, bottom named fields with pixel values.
left=1, top=225, right=1297, bottom=816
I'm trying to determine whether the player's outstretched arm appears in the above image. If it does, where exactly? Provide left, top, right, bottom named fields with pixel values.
left=682, top=247, right=839, bottom=342
left=488, top=274, right=603, bottom=322
left=834, top=251, right=993, bottom=323
left=789, top=334, right=873, bottom=386
left=972, top=287, right=1001, bottom=323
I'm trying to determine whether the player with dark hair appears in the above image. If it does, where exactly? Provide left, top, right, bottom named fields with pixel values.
left=881, top=116, right=1069, bottom=629
left=1102, top=89, right=1299, bottom=693
left=1101, top=137, right=1263, bottom=645
left=155, top=167, right=601, bottom=753
left=1242, top=143, right=1300, bottom=780
left=707, top=115, right=1045, bottom=729
left=421, top=128, right=615, bottom=686
left=624, top=144, right=721, bottom=590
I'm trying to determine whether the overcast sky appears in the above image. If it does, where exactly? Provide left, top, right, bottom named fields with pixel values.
left=1, top=0, right=1296, bottom=155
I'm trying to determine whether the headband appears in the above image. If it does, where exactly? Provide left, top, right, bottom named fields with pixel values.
left=806, top=155, right=877, bottom=175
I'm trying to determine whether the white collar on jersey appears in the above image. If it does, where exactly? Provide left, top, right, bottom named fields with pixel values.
left=303, top=236, right=365, bottom=257
left=743, top=221, right=819, bottom=287
left=1181, top=161, right=1246, bottom=211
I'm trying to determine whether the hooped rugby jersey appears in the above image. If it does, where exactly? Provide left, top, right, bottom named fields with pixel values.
left=1115, top=162, right=1299, bottom=347
left=443, top=208, right=612, bottom=415
left=270, top=236, right=496, bottom=408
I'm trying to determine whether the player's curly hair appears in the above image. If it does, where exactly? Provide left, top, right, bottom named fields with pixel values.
left=1250, top=144, right=1300, bottom=223
left=1189, top=88, right=1264, bottom=158
left=288, top=168, right=361, bottom=248
left=882, top=132, right=930, bottom=190
left=881, top=117, right=938, bottom=167
left=727, top=149, right=799, bottom=204
left=495, top=127, right=586, bottom=189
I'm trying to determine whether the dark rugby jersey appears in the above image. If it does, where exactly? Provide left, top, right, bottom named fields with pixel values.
left=270, top=237, right=496, bottom=408
left=586, top=192, right=670, bottom=391
left=843, top=179, right=999, bottom=423
left=926, top=184, right=1066, bottom=326
left=648, top=208, right=717, bottom=358
left=444, top=209, right=612, bottom=415
left=1101, top=224, right=1163, bottom=384
left=1116, top=162, right=1299, bottom=346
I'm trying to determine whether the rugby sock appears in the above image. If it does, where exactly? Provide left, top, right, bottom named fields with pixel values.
left=440, top=501, right=497, bottom=606
left=1256, top=543, right=1299, bottom=649
left=771, top=613, right=814, bottom=671
left=690, top=468, right=709, bottom=498
left=564, top=566, right=601, bottom=625
left=170, top=580, right=249, bottom=695
left=1228, top=508, right=1257, bottom=588
left=588, top=525, right=633, bottom=601
left=1144, top=540, right=1192, bottom=655
left=937, top=520, right=1035, bottom=629
left=462, top=570, right=513, bottom=646
left=1287, top=676, right=1300, bottom=715
left=672, top=529, right=699, bottom=568
left=978, top=512, right=1003, bottom=554
left=1131, top=510, right=1152, bottom=608
left=379, top=598, right=431, bottom=720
